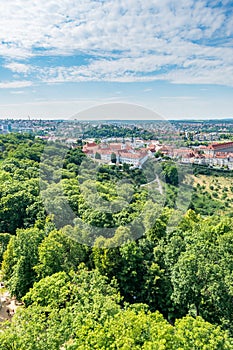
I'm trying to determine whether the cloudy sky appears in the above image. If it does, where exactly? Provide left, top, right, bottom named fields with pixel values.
left=0, top=0, right=233, bottom=119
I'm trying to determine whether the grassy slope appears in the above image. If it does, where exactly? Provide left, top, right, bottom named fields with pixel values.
left=192, top=174, right=233, bottom=214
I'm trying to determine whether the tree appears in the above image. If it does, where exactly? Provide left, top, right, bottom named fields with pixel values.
left=95, top=152, right=101, bottom=160
left=34, top=229, right=88, bottom=279
left=170, top=216, right=233, bottom=332
left=93, top=227, right=164, bottom=308
left=174, top=316, right=233, bottom=349
left=162, top=163, right=179, bottom=186
left=0, top=266, right=121, bottom=350
left=63, top=147, right=86, bottom=168
left=111, top=152, right=117, bottom=164
left=1, top=227, right=46, bottom=299
left=0, top=232, right=11, bottom=263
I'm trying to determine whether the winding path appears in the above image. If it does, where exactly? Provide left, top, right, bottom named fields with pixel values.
left=141, top=174, right=163, bottom=195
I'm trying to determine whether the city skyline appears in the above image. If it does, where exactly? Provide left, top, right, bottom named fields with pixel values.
left=0, top=0, right=233, bottom=119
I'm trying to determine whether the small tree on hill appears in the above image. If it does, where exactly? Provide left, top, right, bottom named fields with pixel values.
left=111, top=152, right=117, bottom=164
left=95, top=152, right=101, bottom=160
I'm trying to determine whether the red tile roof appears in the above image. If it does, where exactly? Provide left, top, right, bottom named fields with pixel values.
left=208, top=141, right=233, bottom=150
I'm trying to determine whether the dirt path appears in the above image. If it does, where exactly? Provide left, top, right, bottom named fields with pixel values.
left=0, top=289, right=20, bottom=322
left=141, top=174, right=163, bottom=194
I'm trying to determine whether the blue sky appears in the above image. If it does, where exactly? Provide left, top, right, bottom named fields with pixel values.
left=0, top=0, right=233, bottom=120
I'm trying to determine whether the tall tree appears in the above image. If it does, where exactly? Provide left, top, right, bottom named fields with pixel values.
left=2, top=227, right=46, bottom=299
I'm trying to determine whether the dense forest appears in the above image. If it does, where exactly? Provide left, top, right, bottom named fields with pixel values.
left=0, top=134, right=233, bottom=349
left=83, top=124, right=156, bottom=140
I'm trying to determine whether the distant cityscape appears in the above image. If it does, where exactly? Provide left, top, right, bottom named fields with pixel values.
left=1, top=118, right=233, bottom=137
left=1, top=118, right=233, bottom=170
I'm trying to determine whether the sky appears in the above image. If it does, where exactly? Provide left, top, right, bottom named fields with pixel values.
left=0, top=0, right=233, bottom=120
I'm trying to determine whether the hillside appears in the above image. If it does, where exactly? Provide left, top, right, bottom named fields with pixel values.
left=192, top=173, right=233, bottom=215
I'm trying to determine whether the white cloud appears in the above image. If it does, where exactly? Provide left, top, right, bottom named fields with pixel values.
left=10, top=90, right=26, bottom=94
left=160, top=96, right=197, bottom=100
left=0, top=0, right=232, bottom=85
left=4, top=62, right=31, bottom=74
left=0, top=81, right=33, bottom=89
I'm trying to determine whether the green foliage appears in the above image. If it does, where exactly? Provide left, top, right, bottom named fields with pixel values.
left=0, top=176, right=43, bottom=233
left=0, top=270, right=232, bottom=350
left=0, top=137, right=46, bottom=233
left=93, top=209, right=171, bottom=308
left=95, top=151, right=101, bottom=159
left=170, top=216, right=233, bottom=332
left=189, top=191, right=224, bottom=215
left=0, top=232, right=11, bottom=263
left=63, top=147, right=86, bottom=170
left=174, top=316, right=233, bottom=349
left=2, top=227, right=46, bottom=299
left=34, top=229, right=88, bottom=279
left=0, top=267, right=121, bottom=350
left=1, top=133, right=233, bottom=347
left=111, top=152, right=117, bottom=163
left=162, top=163, right=179, bottom=186
left=83, top=124, right=155, bottom=140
